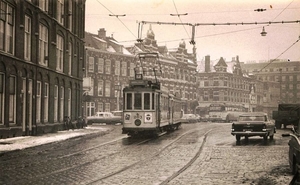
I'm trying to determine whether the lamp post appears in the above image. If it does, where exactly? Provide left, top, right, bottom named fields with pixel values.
left=279, top=68, right=282, bottom=103
left=115, top=72, right=121, bottom=111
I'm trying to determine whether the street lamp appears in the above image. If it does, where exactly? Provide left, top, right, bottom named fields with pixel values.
left=279, top=68, right=282, bottom=103
left=261, top=27, right=267, bottom=36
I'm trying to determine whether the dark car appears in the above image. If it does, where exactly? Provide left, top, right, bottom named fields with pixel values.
left=231, top=112, right=276, bottom=142
left=87, top=112, right=122, bottom=125
left=282, top=123, right=300, bottom=176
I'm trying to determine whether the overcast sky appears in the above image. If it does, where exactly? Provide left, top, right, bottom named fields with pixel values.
left=85, top=0, right=300, bottom=63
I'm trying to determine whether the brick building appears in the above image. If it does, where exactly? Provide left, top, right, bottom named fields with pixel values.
left=83, top=26, right=198, bottom=116
left=0, top=0, right=85, bottom=138
left=196, top=55, right=274, bottom=116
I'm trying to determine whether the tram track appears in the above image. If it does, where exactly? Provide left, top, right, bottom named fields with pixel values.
left=85, top=128, right=210, bottom=185
left=9, top=131, right=168, bottom=184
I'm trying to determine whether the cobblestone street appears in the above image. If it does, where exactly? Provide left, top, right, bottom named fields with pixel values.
left=169, top=123, right=292, bottom=185
left=0, top=123, right=294, bottom=185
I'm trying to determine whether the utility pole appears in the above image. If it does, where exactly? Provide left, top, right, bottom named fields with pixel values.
left=279, top=68, right=282, bottom=103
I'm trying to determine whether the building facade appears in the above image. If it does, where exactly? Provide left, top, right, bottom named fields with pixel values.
left=83, top=26, right=198, bottom=117
left=0, top=0, right=85, bottom=138
left=241, top=60, right=300, bottom=104
left=196, top=55, right=277, bottom=117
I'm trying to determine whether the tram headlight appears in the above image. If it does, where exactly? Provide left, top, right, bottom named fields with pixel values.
left=135, top=119, right=142, bottom=126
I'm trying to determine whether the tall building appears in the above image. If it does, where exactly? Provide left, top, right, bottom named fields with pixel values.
left=84, top=26, right=198, bottom=117
left=0, top=0, right=86, bottom=138
left=241, top=60, right=300, bottom=104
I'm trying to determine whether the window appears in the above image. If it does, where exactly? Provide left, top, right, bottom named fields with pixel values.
left=68, top=42, right=72, bottom=75
left=60, top=86, right=64, bottom=121
left=54, top=85, right=58, bottom=122
left=134, top=93, right=142, bottom=110
left=144, top=93, right=150, bottom=110
left=89, top=78, right=94, bottom=96
left=121, top=61, right=127, bottom=76
left=98, top=80, right=103, bottom=96
left=57, top=0, right=64, bottom=25
left=56, top=34, right=64, bottom=71
left=86, top=102, right=95, bottom=117
left=0, top=1, right=14, bottom=54
left=88, top=57, right=94, bottom=72
left=105, top=80, right=111, bottom=97
left=97, top=102, right=103, bottom=112
left=39, top=24, right=48, bottom=66
left=44, top=83, right=49, bottom=122
left=126, top=93, right=132, bottom=110
left=0, top=73, right=4, bottom=124
left=9, top=76, right=16, bottom=123
left=105, top=103, right=110, bottom=112
left=36, top=81, right=41, bottom=123
left=115, top=60, right=120, bottom=75
left=24, top=15, right=31, bottom=61
left=68, top=88, right=71, bottom=117
left=39, top=0, right=49, bottom=12
left=105, top=60, right=111, bottom=74
left=130, top=63, right=135, bottom=77
left=68, top=0, right=72, bottom=31
left=98, top=58, right=104, bottom=73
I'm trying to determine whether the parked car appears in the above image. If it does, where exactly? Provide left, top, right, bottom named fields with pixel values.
left=231, top=112, right=276, bottom=142
left=282, top=122, right=300, bottom=175
left=87, top=112, right=123, bottom=125
left=181, top=114, right=199, bottom=123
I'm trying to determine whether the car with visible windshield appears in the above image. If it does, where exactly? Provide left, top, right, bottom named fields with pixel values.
left=87, top=112, right=123, bottom=125
left=231, top=112, right=276, bottom=142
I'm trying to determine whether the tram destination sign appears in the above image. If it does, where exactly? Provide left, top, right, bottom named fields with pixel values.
left=130, top=80, right=148, bottom=86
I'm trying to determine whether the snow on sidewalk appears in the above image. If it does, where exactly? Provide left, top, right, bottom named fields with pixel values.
left=0, top=126, right=109, bottom=153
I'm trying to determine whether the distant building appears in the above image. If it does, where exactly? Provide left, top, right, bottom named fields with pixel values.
left=196, top=55, right=277, bottom=117
left=241, top=60, right=300, bottom=104
left=84, top=26, right=198, bottom=116
left=0, top=0, right=85, bottom=138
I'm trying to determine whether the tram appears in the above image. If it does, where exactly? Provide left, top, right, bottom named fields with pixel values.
left=122, top=53, right=183, bottom=137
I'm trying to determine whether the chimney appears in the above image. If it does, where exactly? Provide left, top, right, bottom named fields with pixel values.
left=98, top=28, right=106, bottom=39
left=205, top=55, right=210, bottom=72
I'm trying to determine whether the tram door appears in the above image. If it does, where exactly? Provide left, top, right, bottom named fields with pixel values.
left=156, top=93, right=160, bottom=127
left=169, top=98, right=173, bottom=124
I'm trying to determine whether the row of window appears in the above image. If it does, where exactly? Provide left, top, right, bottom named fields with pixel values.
left=1, top=0, right=77, bottom=75
left=251, top=66, right=299, bottom=73
left=88, top=57, right=135, bottom=77
left=0, top=72, right=74, bottom=125
left=26, top=0, right=74, bottom=30
left=281, top=84, right=300, bottom=90
left=88, top=56, right=196, bottom=82
left=259, top=75, right=300, bottom=82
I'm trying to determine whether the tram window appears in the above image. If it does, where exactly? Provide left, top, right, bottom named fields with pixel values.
left=152, top=93, right=155, bottom=110
left=144, top=93, right=150, bottom=110
left=126, top=93, right=132, bottom=110
left=134, top=93, right=142, bottom=110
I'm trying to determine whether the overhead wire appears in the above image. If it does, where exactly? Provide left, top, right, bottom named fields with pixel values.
left=271, top=0, right=295, bottom=21
left=256, top=0, right=299, bottom=72
left=95, top=0, right=137, bottom=39
left=172, top=0, right=190, bottom=38
left=258, top=38, right=299, bottom=72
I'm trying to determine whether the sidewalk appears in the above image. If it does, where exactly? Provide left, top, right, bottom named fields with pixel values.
left=0, top=126, right=110, bottom=154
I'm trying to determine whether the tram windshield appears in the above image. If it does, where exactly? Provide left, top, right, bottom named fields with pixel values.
left=125, top=92, right=154, bottom=110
